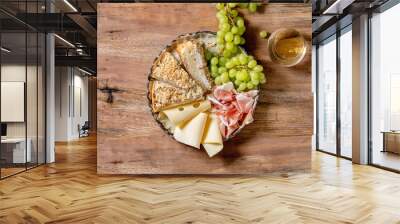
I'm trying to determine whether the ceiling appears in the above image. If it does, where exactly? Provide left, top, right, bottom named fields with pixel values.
left=0, top=0, right=98, bottom=74
left=312, top=0, right=391, bottom=44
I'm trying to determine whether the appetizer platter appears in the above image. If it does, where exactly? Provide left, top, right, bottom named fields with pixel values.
left=148, top=3, right=267, bottom=157
left=148, top=2, right=266, bottom=158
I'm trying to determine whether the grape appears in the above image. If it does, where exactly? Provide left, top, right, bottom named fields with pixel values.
left=217, top=37, right=224, bottom=45
left=211, top=71, right=219, bottom=78
left=221, top=23, right=231, bottom=32
left=216, top=11, right=225, bottom=19
left=211, top=57, right=218, bottom=65
left=252, top=79, right=260, bottom=86
left=205, top=50, right=212, bottom=61
left=219, top=16, right=228, bottom=24
left=229, top=69, right=237, bottom=79
left=249, top=3, right=257, bottom=12
left=233, top=35, right=241, bottom=45
left=237, top=70, right=249, bottom=81
left=239, top=54, right=248, bottom=65
left=225, top=61, right=234, bottom=69
left=248, top=60, right=257, bottom=68
left=221, top=72, right=230, bottom=83
left=254, top=65, right=263, bottom=72
left=231, top=46, right=238, bottom=54
left=234, top=79, right=242, bottom=86
left=238, top=83, right=247, bottom=91
left=218, top=67, right=227, bottom=74
left=225, top=42, right=234, bottom=51
left=217, top=30, right=225, bottom=38
left=259, top=73, right=266, bottom=83
left=249, top=71, right=258, bottom=80
left=231, top=26, right=239, bottom=34
left=211, top=65, right=218, bottom=74
left=211, top=2, right=265, bottom=89
left=224, top=32, right=234, bottom=42
left=223, top=50, right=231, bottom=58
left=237, top=26, right=246, bottom=35
left=236, top=17, right=244, bottom=27
left=231, top=9, right=238, bottom=17
left=215, top=76, right=223, bottom=85
left=231, top=56, right=239, bottom=66
left=219, top=57, right=227, bottom=66
left=216, top=3, right=225, bottom=10
left=259, top=31, right=268, bottom=39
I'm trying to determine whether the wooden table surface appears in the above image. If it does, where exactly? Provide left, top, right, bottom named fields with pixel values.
left=97, top=3, right=313, bottom=174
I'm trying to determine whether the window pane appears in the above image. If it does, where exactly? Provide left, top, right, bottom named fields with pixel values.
left=318, top=36, right=337, bottom=154
left=371, top=4, right=400, bottom=171
left=38, top=32, right=45, bottom=165
left=340, top=28, right=352, bottom=158
left=27, top=31, right=38, bottom=169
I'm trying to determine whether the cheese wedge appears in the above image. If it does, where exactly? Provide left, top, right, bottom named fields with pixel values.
left=201, top=114, right=223, bottom=157
left=174, top=112, right=208, bottom=149
left=149, top=80, right=204, bottom=112
left=176, top=40, right=213, bottom=91
left=161, top=100, right=211, bottom=127
left=202, top=144, right=223, bottom=158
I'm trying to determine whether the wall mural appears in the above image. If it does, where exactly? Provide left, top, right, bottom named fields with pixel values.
left=97, top=3, right=313, bottom=174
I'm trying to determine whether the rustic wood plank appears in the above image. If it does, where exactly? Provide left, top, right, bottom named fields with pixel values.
left=97, top=3, right=313, bottom=174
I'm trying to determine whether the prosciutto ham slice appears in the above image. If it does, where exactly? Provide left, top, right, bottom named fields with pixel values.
left=209, top=83, right=259, bottom=139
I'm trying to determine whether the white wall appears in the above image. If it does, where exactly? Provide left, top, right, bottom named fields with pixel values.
left=55, top=67, right=89, bottom=141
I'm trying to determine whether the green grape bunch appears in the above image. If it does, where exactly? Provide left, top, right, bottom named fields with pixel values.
left=207, top=2, right=266, bottom=92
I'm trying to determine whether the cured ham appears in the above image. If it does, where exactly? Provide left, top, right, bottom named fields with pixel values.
left=209, top=83, right=259, bottom=139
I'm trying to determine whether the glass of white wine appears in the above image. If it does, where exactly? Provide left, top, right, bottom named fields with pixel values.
left=267, top=28, right=307, bottom=67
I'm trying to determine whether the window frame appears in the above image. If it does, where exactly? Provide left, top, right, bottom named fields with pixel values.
left=315, top=24, right=353, bottom=160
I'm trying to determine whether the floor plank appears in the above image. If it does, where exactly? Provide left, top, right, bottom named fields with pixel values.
left=0, top=135, right=399, bottom=224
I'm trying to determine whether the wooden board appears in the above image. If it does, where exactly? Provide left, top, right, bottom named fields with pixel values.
left=97, top=3, right=313, bottom=174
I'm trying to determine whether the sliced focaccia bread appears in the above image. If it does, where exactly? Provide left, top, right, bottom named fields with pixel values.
left=149, top=80, right=204, bottom=112
left=175, top=40, right=213, bottom=91
left=151, top=51, right=203, bottom=90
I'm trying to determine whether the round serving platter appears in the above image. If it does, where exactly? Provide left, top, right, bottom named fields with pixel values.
left=147, top=31, right=259, bottom=144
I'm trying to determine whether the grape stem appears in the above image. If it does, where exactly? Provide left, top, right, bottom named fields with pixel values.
left=232, top=65, right=248, bottom=70
left=224, top=6, right=236, bottom=27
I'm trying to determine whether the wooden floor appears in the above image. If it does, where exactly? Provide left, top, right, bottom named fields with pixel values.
left=0, top=136, right=400, bottom=224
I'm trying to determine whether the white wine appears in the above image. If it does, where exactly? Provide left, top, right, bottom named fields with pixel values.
left=267, top=28, right=306, bottom=67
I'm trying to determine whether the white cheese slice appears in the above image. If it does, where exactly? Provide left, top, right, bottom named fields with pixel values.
left=173, top=112, right=208, bottom=149
left=201, top=114, right=223, bottom=157
left=161, top=100, right=211, bottom=127
left=202, top=144, right=223, bottom=158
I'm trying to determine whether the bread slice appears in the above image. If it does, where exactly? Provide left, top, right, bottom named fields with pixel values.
left=175, top=40, right=213, bottom=91
left=149, top=80, right=204, bottom=112
left=151, top=51, right=203, bottom=90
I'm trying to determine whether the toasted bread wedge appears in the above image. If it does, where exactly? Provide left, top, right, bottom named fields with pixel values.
left=151, top=51, right=203, bottom=90
left=175, top=40, right=213, bottom=91
left=149, top=80, right=204, bottom=112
